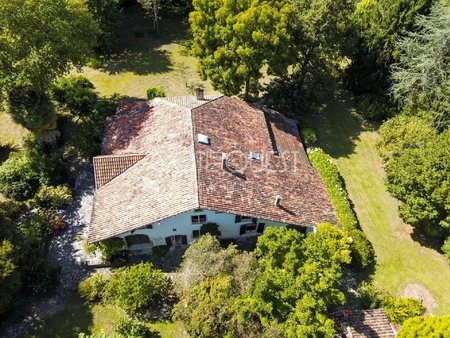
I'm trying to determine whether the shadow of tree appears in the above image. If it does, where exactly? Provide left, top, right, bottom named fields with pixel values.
left=100, top=49, right=172, bottom=75
left=410, top=227, right=446, bottom=253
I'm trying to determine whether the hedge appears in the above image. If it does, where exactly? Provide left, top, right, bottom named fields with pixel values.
left=308, top=148, right=374, bottom=268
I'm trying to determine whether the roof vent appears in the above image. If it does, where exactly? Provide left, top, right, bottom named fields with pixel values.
left=273, top=195, right=282, bottom=207
left=195, top=87, right=205, bottom=100
left=222, top=154, right=236, bottom=174
left=198, top=133, right=210, bottom=145
left=249, top=151, right=260, bottom=161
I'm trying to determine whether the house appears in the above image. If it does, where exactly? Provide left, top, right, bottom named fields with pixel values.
left=331, top=309, right=396, bottom=337
left=88, top=90, right=336, bottom=253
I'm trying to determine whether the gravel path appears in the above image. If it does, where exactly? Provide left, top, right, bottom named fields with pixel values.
left=0, top=161, right=95, bottom=338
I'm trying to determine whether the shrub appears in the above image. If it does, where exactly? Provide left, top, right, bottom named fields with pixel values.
left=382, top=296, right=426, bottom=324
left=34, top=185, right=73, bottom=210
left=47, top=215, right=66, bottom=235
left=146, top=87, right=165, bottom=100
left=152, top=245, right=169, bottom=258
left=397, top=315, right=450, bottom=337
left=104, top=262, right=168, bottom=313
left=0, top=155, right=40, bottom=201
left=308, top=148, right=374, bottom=268
left=78, top=273, right=107, bottom=303
left=86, top=57, right=102, bottom=69
left=115, top=318, right=158, bottom=338
left=200, top=222, right=221, bottom=237
left=348, top=229, right=375, bottom=269
left=95, top=237, right=125, bottom=262
left=52, top=76, right=98, bottom=116
left=442, top=237, right=450, bottom=263
left=133, top=29, right=145, bottom=38
left=357, top=282, right=383, bottom=309
left=300, top=127, right=317, bottom=146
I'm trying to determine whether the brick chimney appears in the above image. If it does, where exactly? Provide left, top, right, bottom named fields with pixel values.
left=195, top=87, right=205, bottom=100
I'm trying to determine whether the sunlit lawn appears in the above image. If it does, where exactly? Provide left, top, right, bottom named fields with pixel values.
left=77, top=7, right=215, bottom=98
left=307, top=95, right=450, bottom=315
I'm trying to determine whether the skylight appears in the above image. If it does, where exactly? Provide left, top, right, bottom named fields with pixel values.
left=197, top=133, right=210, bottom=145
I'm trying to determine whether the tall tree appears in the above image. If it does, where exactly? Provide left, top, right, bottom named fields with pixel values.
left=0, top=0, right=99, bottom=132
left=390, top=3, right=450, bottom=130
left=138, top=0, right=161, bottom=36
left=190, top=0, right=295, bottom=100
left=348, top=0, right=432, bottom=94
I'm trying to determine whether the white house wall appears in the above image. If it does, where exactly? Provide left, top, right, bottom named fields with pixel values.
left=116, top=209, right=292, bottom=247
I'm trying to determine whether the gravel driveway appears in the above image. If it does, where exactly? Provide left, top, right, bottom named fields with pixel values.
left=0, top=160, right=95, bottom=338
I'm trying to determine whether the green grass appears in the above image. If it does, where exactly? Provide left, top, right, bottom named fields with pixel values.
left=307, top=95, right=450, bottom=315
left=24, top=292, right=187, bottom=338
left=77, top=7, right=214, bottom=98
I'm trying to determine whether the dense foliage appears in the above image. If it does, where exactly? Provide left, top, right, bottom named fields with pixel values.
left=390, top=3, right=449, bottom=130
left=190, top=0, right=294, bottom=99
left=308, top=148, right=374, bottom=268
left=347, top=0, right=431, bottom=95
left=378, top=115, right=450, bottom=238
left=398, top=315, right=450, bottom=338
left=174, top=225, right=351, bottom=337
left=115, top=317, right=159, bottom=338
left=104, top=262, right=168, bottom=314
left=0, top=0, right=98, bottom=132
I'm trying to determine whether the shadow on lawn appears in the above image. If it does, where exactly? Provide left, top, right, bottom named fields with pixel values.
left=98, top=6, right=191, bottom=76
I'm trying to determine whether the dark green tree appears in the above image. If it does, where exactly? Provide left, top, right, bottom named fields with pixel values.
left=390, top=3, right=450, bottom=130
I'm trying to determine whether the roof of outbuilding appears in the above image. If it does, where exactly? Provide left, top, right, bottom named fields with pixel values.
left=331, top=309, right=396, bottom=338
left=88, top=95, right=337, bottom=243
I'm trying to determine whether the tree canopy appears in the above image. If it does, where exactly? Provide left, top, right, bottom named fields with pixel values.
left=0, top=0, right=98, bottom=131
left=390, top=3, right=450, bottom=130
left=190, top=0, right=295, bottom=99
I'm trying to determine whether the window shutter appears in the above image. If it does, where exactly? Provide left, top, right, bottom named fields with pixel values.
left=240, top=224, right=246, bottom=235
left=257, top=223, right=265, bottom=233
left=235, top=215, right=242, bottom=223
left=165, top=237, right=172, bottom=247
left=181, top=236, right=187, bottom=245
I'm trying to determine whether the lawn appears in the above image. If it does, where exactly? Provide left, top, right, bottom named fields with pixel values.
left=24, top=292, right=187, bottom=338
left=77, top=7, right=215, bottom=98
left=306, top=94, right=450, bottom=315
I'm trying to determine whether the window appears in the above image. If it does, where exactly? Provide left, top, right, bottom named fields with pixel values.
left=125, top=235, right=150, bottom=246
left=191, top=214, right=207, bottom=224
left=192, top=230, right=200, bottom=238
left=146, top=224, right=153, bottom=229
left=239, top=222, right=257, bottom=235
left=235, top=215, right=252, bottom=223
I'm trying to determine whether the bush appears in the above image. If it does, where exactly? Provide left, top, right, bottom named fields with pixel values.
left=86, top=57, right=102, bottom=69
left=397, top=315, right=450, bottom=337
left=34, top=185, right=73, bottom=210
left=200, top=222, right=221, bottom=237
left=348, top=229, right=375, bottom=269
left=78, top=273, right=107, bottom=303
left=52, top=76, right=98, bottom=117
left=382, top=296, right=426, bottom=324
left=300, top=127, right=317, bottom=146
left=115, top=318, right=158, bottom=338
left=308, top=148, right=374, bottom=268
left=152, top=245, right=169, bottom=258
left=146, top=87, right=165, bottom=100
left=95, top=237, right=125, bottom=262
left=442, top=237, right=450, bottom=263
left=47, top=215, right=66, bottom=235
left=104, top=262, right=168, bottom=313
left=0, top=155, right=40, bottom=201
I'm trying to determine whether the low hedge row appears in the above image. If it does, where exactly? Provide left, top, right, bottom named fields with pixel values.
left=308, top=148, right=374, bottom=268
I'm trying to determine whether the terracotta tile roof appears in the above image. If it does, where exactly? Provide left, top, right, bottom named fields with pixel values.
left=93, top=154, right=145, bottom=189
left=162, top=94, right=223, bottom=109
left=194, top=96, right=336, bottom=226
left=332, top=309, right=396, bottom=338
left=88, top=99, right=199, bottom=242
left=88, top=95, right=337, bottom=242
